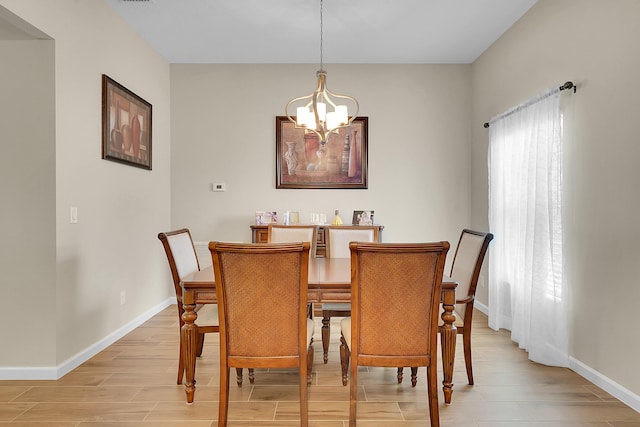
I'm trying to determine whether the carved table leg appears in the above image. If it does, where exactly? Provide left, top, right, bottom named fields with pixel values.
left=321, top=315, right=330, bottom=363
left=181, top=290, right=198, bottom=404
left=441, top=285, right=457, bottom=404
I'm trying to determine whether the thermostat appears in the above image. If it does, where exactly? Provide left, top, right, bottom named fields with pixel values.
left=212, top=183, right=226, bottom=192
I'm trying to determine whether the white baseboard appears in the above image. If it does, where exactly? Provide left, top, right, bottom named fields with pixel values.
left=0, top=297, right=174, bottom=380
left=474, top=300, right=488, bottom=315
left=474, top=300, right=639, bottom=413
left=570, top=356, right=640, bottom=412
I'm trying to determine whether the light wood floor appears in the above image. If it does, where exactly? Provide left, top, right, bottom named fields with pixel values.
left=2, top=305, right=640, bottom=426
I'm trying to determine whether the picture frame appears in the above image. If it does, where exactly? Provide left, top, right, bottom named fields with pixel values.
left=275, top=116, right=368, bottom=189
left=352, top=210, right=374, bottom=225
left=102, top=75, right=152, bottom=170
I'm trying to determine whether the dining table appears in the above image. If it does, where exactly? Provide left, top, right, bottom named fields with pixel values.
left=179, top=256, right=458, bottom=404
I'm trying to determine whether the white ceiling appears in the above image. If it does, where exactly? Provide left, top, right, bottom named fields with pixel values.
left=105, top=0, right=538, bottom=64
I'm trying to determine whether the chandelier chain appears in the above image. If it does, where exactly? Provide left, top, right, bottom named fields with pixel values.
left=319, top=0, right=324, bottom=71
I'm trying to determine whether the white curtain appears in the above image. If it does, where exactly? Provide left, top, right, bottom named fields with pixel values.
left=488, top=86, right=569, bottom=367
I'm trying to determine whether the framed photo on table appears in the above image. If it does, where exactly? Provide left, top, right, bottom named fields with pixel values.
left=102, top=75, right=152, bottom=170
left=275, top=116, right=368, bottom=189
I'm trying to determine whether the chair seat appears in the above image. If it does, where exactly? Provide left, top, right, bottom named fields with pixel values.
left=306, top=318, right=315, bottom=343
left=322, top=302, right=351, bottom=313
left=340, top=317, right=351, bottom=349
left=194, top=304, right=219, bottom=326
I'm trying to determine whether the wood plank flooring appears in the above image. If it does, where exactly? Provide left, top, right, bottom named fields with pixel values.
left=1, top=305, right=640, bottom=426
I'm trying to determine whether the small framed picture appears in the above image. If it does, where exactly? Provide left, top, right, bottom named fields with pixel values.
left=255, top=211, right=278, bottom=225
left=352, top=210, right=374, bottom=225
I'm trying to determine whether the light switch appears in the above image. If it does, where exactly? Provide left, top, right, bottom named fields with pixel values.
left=70, top=206, right=78, bottom=224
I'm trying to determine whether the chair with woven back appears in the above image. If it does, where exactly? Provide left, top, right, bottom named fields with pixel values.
left=209, top=241, right=314, bottom=427
left=397, top=228, right=494, bottom=387
left=339, top=241, right=449, bottom=427
left=321, top=225, right=378, bottom=363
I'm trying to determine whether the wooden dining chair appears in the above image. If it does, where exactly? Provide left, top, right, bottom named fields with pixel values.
left=209, top=241, right=314, bottom=427
left=339, top=241, right=449, bottom=427
left=268, top=223, right=319, bottom=321
left=321, top=225, right=378, bottom=363
left=397, top=228, right=494, bottom=386
left=157, top=228, right=219, bottom=385
left=268, top=224, right=318, bottom=257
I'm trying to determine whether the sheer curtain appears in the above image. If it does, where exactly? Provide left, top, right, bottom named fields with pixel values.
left=488, top=86, right=569, bottom=367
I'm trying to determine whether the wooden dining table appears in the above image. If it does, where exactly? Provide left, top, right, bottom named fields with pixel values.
left=180, top=256, right=458, bottom=404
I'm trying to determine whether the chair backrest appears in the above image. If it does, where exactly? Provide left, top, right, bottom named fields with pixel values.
left=326, top=225, right=378, bottom=258
left=209, top=241, right=311, bottom=366
left=267, top=224, right=318, bottom=257
left=450, top=229, right=494, bottom=321
left=158, top=228, right=200, bottom=306
left=349, top=241, right=449, bottom=364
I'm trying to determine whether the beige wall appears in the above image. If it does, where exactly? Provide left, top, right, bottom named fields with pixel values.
left=0, top=0, right=173, bottom=372
left=2, top=0, right=639, bottom=409
left=170, top=64, right=472, bottom=249
left=0, top=38, right=56, bottom=366
left=471, top=0, right=640, bottom=401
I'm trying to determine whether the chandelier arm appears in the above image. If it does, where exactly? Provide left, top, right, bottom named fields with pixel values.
left=323, top=86, right=359, bottom=117
left=285, top=93, right=315, bottom=126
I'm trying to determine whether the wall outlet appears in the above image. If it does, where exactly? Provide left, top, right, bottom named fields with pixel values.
left=120, top=291, right=126, bottom=305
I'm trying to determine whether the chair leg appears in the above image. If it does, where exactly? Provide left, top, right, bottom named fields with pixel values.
left=300, top=350, right=309, bottom=427
left=196, top=332, right=205, bottom=357
left=396, top=367, right=403, bottom=384
left=307, top=338, right=314, bottom=384
left=218, top=366, right=230, bottom=427
left=426, top=361, right=440, bottom=427
left=339, top=334, right=350, bottom=386
left=348, top=346, right=358, bottom=427
left=321, top=313, right=331, bottom=363
left=463, top=329, right=474, bottom=385
left=248, top=368, right=255, bottom=384
left=235, top=368, right=243, bottom=386
left=410, top=367, right=418, bottom=387
left=177, top=341, right=184, bottom=385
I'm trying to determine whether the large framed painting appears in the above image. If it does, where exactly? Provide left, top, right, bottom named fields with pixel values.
left=102, top=75, right=152, bottom=170
left=275, top=116, right=368, bottom=189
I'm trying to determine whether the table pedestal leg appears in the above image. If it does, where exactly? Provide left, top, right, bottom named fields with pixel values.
left=181, top=298, right=198, bottom=404
left=440, top=287, right=457, bottom=404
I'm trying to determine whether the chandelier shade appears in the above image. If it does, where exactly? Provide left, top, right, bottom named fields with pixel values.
left=284, top=0, right=359, bottom=144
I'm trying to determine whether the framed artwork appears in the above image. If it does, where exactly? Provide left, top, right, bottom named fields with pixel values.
left=102, top=75, right=152, bottom=170
left=275, top=116, right=368, bottom=189
left=352, top=210, right=374, bottom=225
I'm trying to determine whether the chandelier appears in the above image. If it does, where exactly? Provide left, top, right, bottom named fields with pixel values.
left=285, top=0, right=359, bottom=145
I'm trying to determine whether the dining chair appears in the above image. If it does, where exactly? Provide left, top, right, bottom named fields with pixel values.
left=321, top=225, right=378, bottom=363
left=209, top=241, right=314, bottom=427
left=339, top=241, right=449, bottom=427
left=397, top=228, right=494, bottom=386
left=267, top=224, right=318, bottom=258
left=157, top=228, right=219, bottom=385
left=268, top=223, right=319, bottom=321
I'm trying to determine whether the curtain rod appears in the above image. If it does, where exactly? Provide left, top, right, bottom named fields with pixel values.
left=483, top=81, right=575, bottom=129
